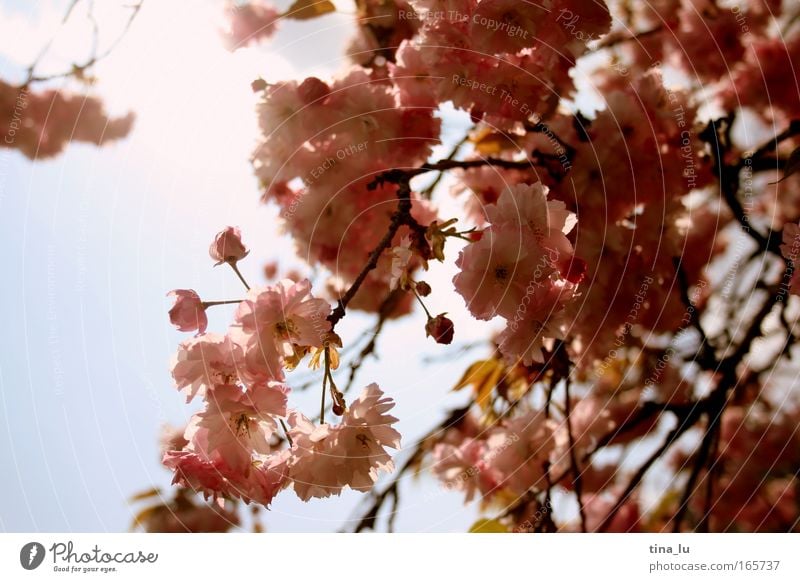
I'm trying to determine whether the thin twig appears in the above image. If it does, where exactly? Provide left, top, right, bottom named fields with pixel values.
left=564, top=378, right=587, bottom=533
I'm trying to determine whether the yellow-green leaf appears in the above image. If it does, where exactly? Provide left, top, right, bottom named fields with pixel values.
left=454, top=359, right=504, bottom=411
left=468, top=518, right=509, bottom=533
left=285, top=0, right=336, bottom=20
left=453, top=359, right=500, bottom=392
left=129, top=487, right=161, bottom=502
left=469, top=127, right=519, bottom=155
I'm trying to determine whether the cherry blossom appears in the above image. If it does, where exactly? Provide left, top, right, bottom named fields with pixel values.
left=288, top=384, right=401, bottom=500
left=168, top=290, right=209, bottom=335
left=220, top=1, right=280, bottom=50
left=171, top=333, right=244, bottom=402
left=0, top=80, right=134, bottom=160
left=234, top=279, right=331, bottom=380
left=149, top=0, right=800, bottom=534
left=432, top=439, right=500, bottom=502
left=209, top=226, right=250, bottom=266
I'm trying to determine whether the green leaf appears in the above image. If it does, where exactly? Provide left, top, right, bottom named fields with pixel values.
left=468, top=518, right=509, bottom=533
left=284, top=0, right=336, bottom=20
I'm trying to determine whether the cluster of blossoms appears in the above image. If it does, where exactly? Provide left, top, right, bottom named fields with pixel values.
left=670, top=404, right=800, bottom=532
left=220, top=1, right=281, bottom=50
left=252, top=67, right=440, bottom=314
left=454, top=182, right=582, bottom=365
left=432, top=354, right=693, bottom=531
left=391, top=0, right=611, bottom=126
left=452, top=66, right=720, bottom=366
left=6, top=0, right=800, bottom=533
left=0, top=79, right=134, bottom=159
left=155, top=0, right=800, bottom=532
left=164, top=227, right=401, bottom=506
left=623, top=0, right=796, bottom=121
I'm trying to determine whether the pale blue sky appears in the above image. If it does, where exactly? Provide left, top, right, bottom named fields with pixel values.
left=0, top=0, right=487, bottom=532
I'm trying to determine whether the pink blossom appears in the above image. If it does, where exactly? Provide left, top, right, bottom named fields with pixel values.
left=497, top=283, right=575, bottom=365
left=297, top=77, right=331, bottom=105
left=722, top=36, right=800, bottom=119
left=185, top=382, right=289, bottom=473
left=485, top=182, right=577, bottom=259
left=164, top=380, right=290, bottom=504
left=469, top=0, right=550, bottom=55
left=164, top=448, right=289, bottom=507
left=454, top=182, right=581, bottom=327
left=0, top=80, right=134, bottom=159
left=288, top=383, right=400, bottom=500
left=168, top=290, right=208, bottom=335
left=285, top=413, right=340, bottom=500
left=780, top=222, right=800, bottom=262
left=432, top=439, right=500, bottom=502
left=171, top=333, right=244, bottom=402
left=234, top=279, right=331, bottom=380
left=220, top=1, right=280, bottom=50
left=159, top=424, right=189, bottom=456
left=451, top=165, right=532, bottom=226
left=454, top=228, right=549, bottom=320
left=669, top=4, right=746, bottom=81
left=390, top=42, right=438, bottom=109
left=390, top=236, right=414, bottom=290
left=485, top=411, right=556, bottom=496
left=209, top=226, right=249, bottom=266
left=163, top=451, right=230, bottom=499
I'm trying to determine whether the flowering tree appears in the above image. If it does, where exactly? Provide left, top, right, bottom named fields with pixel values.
left=0, top=1, right=142, bottom=159
left=142, top=0, right=800, bottom=532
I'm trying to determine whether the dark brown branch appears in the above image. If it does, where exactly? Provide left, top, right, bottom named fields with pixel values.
left=564, top=378, right=587, bottom=533
left=404, top=157, right=535, bottom=179
left=328, top=153, right=533, bottom=330
left=345, top=406, right=471, bottom=532
left=420, top=134, right=470, bottom=200
left=698, top=424, right=721, bottom=532
left=703, top=118, right=799, bottom=256
left=671, top=394, right=724, bottom=532
left=25, top=1, right=144, bottom=85
left=24, top=0, right=82, bottom=82
left=673, top=257, right=717, bottom=369
left=593, top=26, right=664, bottom=50
left=597, top=409, right=701, bottom=532
left=749, top=120, right=800, bottom=161
left=327, top=175, right=418, bottom=330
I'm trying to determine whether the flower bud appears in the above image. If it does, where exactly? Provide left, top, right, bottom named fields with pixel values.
left=415, top=281, right=432, bottom=297
left=209, top=226, right=249, bottom=266
left=167, top=290, right=208, bottom=335
left=426, top=314, right=455, bottom=345
left=558, top=256, right=588, bottom=284
left=298, top=77, right=331, bottom=105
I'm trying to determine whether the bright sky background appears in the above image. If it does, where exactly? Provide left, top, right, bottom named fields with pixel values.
left=0, top=0, right=490, bottom=532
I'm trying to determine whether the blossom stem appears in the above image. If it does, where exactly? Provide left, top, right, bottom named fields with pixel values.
left=228, top=261, right=251, bottom=291
left=328, top=176, right=421, bottom=329
left=320, top=361, right=328, bottom=424
left=279, top=418, right=293, bottom=447
left=412, top=288, right=433, bottom=320
left=324, top=347, right=345, bottom=410
left=202, top=299, right=244, bottom=308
